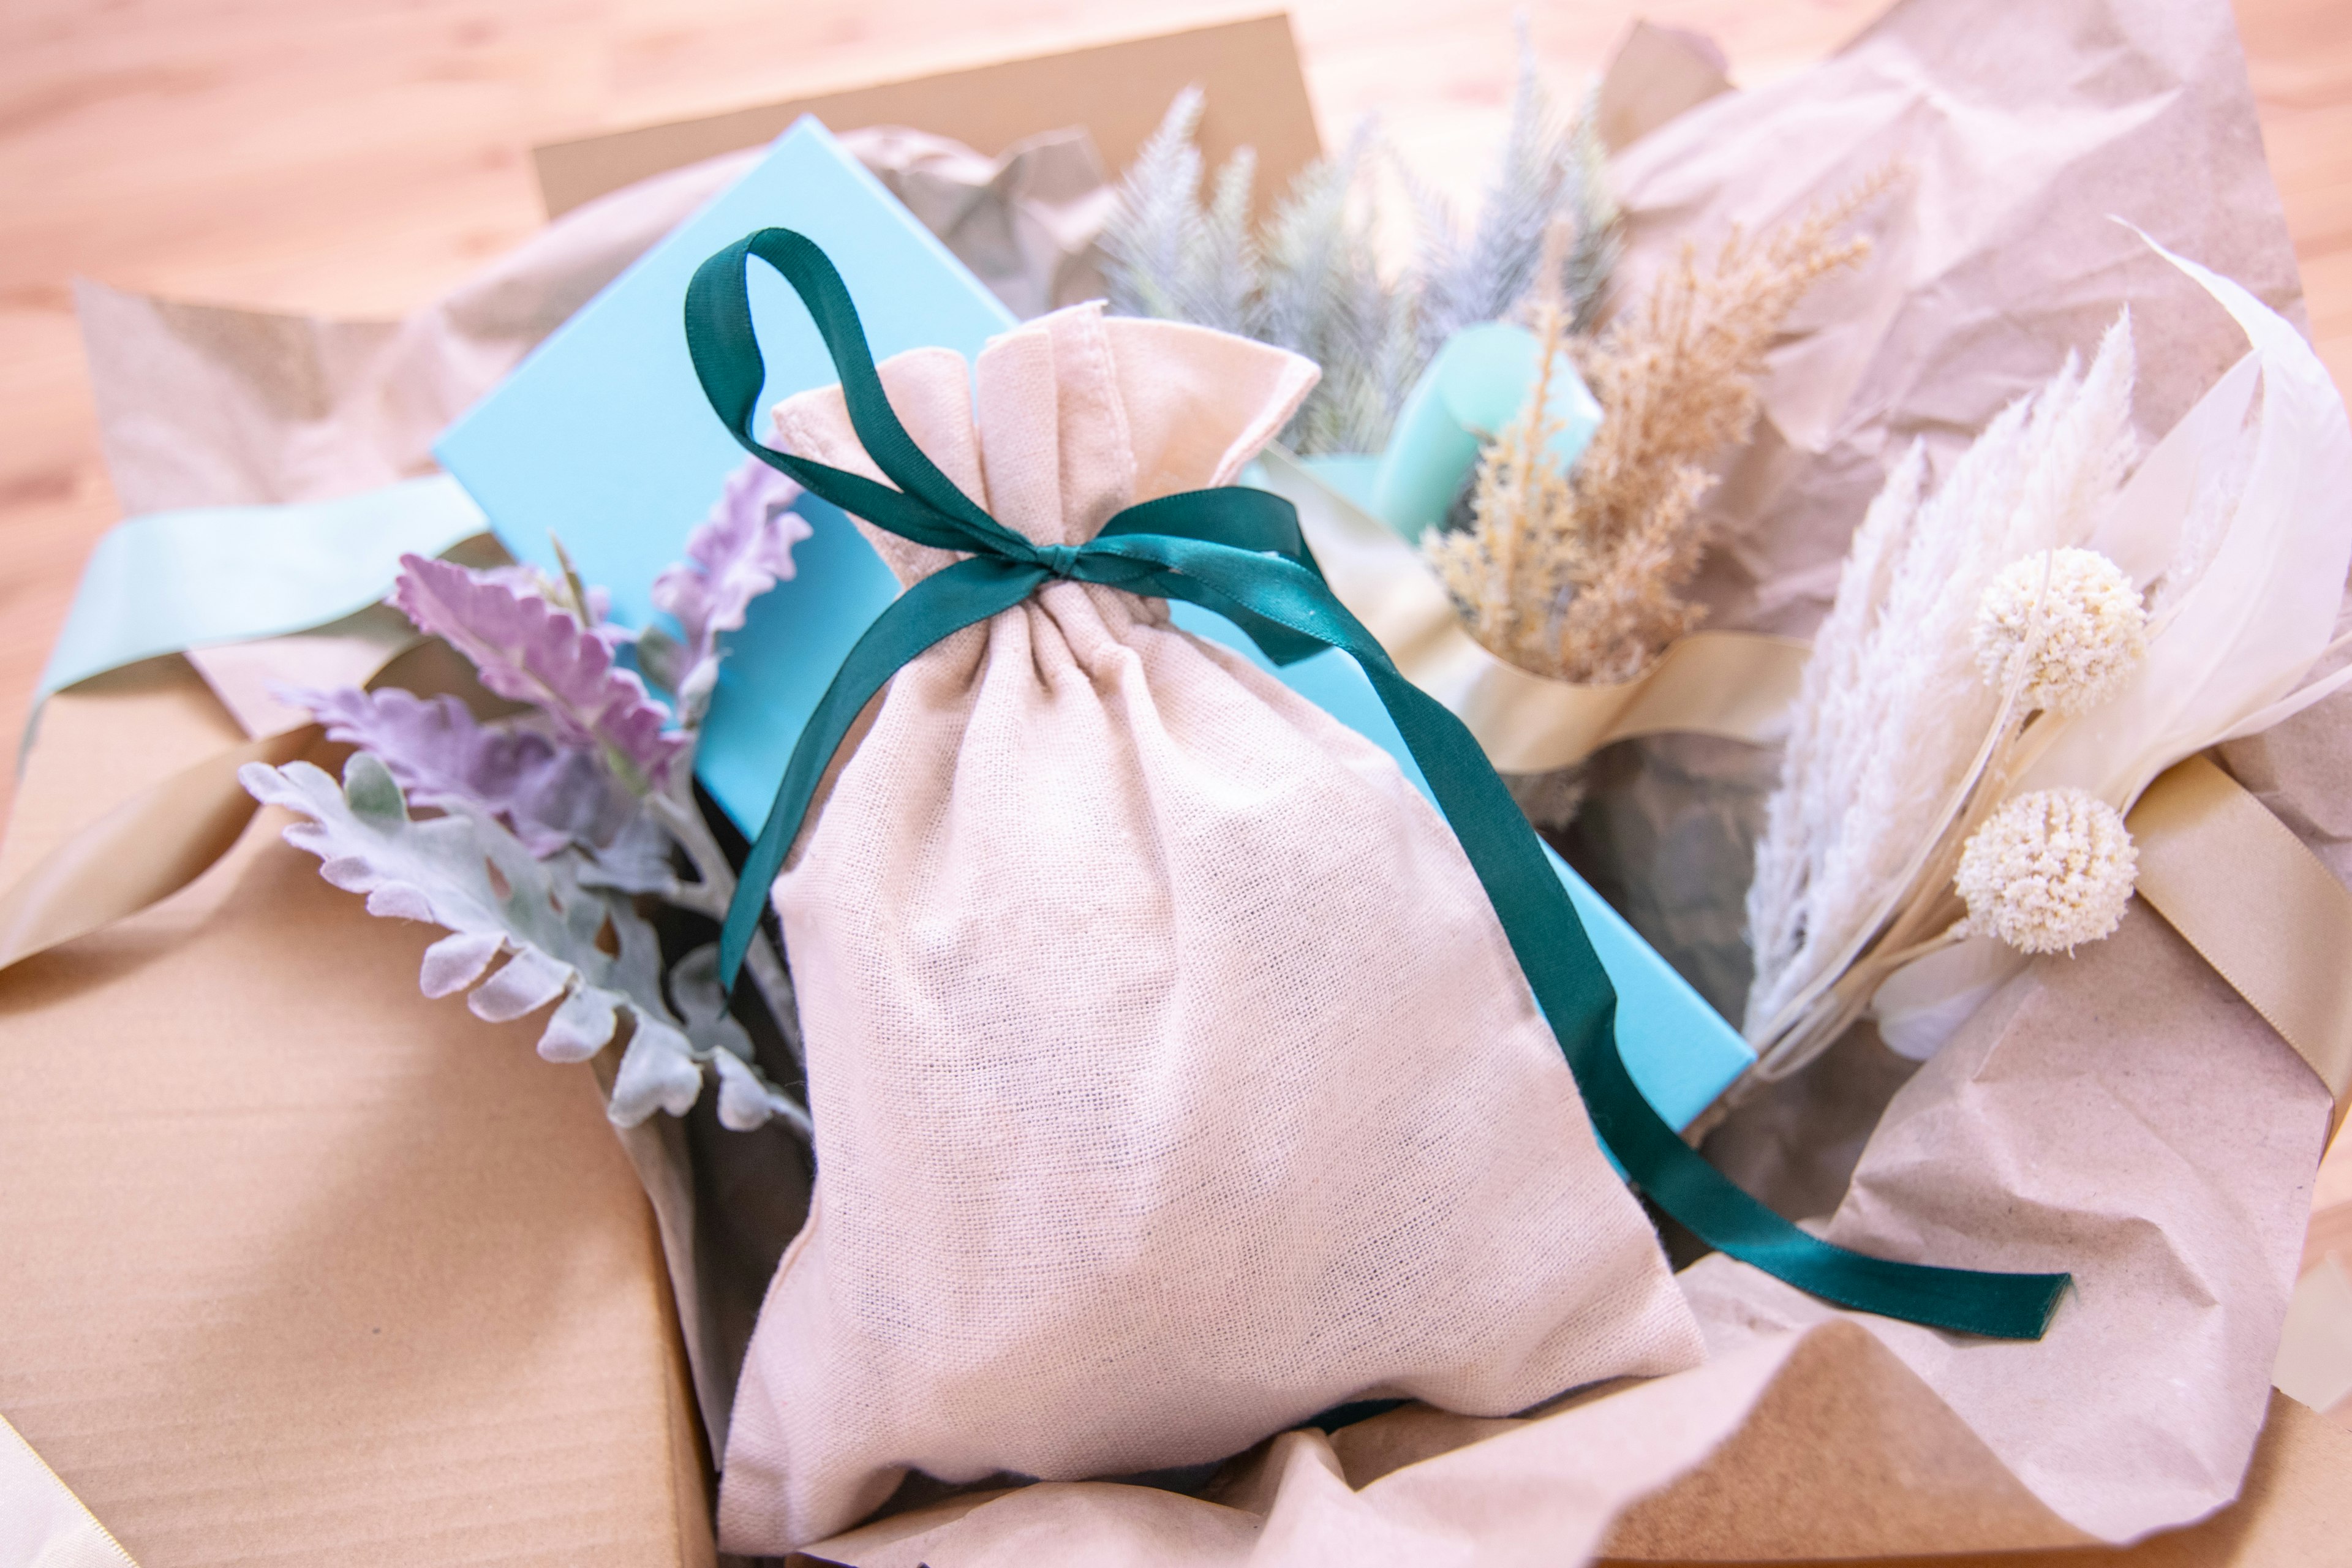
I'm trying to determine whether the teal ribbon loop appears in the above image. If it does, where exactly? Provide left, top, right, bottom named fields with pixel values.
left=682, top=227, right=2071, bottom=1342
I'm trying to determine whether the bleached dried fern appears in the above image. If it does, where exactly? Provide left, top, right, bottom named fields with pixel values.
left=1427, top=181, right=1886, bottom=685
left=1742, top=312, right=2139, bottom=1074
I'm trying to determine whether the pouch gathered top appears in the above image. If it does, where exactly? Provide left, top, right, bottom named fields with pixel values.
left=685, top=232, right=2071, bottom=1553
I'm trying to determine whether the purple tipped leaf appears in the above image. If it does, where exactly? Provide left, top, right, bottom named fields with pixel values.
left=392, top=554, right=687, bottom=791
left=651, top=458, right=812, bottom=720
left=294, top=685, right=635, bottom=856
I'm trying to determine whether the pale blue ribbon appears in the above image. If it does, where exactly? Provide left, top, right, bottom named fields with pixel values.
left=34, top=474, right=486, bottom=711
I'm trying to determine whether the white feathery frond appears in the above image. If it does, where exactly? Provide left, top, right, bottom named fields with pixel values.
left=1744, top=440, right=1924, bottom=1014
left=1875, top=241, right=2352, bottom=1063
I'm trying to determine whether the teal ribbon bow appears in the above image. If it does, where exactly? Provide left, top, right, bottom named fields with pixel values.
left=684, top=228, right=2070, bottom=1342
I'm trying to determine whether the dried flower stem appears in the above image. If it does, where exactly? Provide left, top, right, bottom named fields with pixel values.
left=1741, top=314, right=2139, bottom=1076
left=1749, top=646, right=2072, bottom=1079
left=1430, top=172, right=1893, bottom=685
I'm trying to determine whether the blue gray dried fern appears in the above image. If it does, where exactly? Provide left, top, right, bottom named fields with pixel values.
left=1101, top=86, right=1207, bottom=322
left=1255, top=125, right=1401, bottom=453
left=1104, top=96, right=1401, bottom=453
left=1195, top=145, right=1259, bottom=335
left=1101, top=88, right=1257, bottom=336
left=1559, top=84, right=1621, bottom=332
left=1415, top=27, right=1619, bottom=361
left=1100, top=34, right=1619, bottom=456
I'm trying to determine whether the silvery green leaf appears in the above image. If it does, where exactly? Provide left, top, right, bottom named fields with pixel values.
left=712, top=1049, right=784, bottom=1133
left=612, top=1016, right=705, bottom=1125
left=420, top=930, right=503, bottom=998
left=541, top=987, right=621, bottom=1064
left=468, top=946, right=572, bottom=1022
left=240, top=754, right=805, bottom=1134
left=574, top=809, right=677, bottom=896
left=673, top=943, right=809, bottom=1137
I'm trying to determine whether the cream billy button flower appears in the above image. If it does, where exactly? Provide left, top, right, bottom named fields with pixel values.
left=1956, top=788, right=2138, bottom=954
left=1972, top=548, right=2148, bottom=715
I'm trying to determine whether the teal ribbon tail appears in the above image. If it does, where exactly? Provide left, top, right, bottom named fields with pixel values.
left=682, top=227, right=2073, bottom=1342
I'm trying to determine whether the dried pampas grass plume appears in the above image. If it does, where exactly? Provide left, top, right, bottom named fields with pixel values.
left=1427, top=172, right=1894, bottom=685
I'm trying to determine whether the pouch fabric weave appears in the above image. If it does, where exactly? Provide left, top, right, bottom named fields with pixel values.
left=717, top=302, right=1704, bottom=1551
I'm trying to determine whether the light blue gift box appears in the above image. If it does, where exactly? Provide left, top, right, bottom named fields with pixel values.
left=435, top=116, right=1751, bottom=1131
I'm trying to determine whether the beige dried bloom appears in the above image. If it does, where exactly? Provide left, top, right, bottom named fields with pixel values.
left=1972, top=548, right=2148, bottom=714
left=1427, top=174, right=1890, bottom=685
left=1955, top=787, right=2137, bottom=954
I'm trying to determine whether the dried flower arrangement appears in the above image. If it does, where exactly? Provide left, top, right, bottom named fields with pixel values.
left=1740, top=314, right=2143, bottom=1076
left=1426, top=180, right=1886, bottom=686
left=1742, top=238, right=2352, bottom=1082
left=1099, top=27, right=1616, bottom=455
left=240, top=458, right=816, bottom=1134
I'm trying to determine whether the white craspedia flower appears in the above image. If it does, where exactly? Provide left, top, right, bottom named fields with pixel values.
left=1972, top=548, right=2148, bottom=714
left=1956, top=787, right=2138, bottom=954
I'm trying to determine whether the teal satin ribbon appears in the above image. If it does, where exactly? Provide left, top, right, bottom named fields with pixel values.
left=684, top=227, right=2070, bottom=1341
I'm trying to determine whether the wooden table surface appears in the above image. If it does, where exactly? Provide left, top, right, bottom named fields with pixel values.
left=3, top=0, right=2349, bottom=1374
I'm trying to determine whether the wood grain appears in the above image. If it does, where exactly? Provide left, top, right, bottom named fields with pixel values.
left=2, top=0, right=2348, bottom=1237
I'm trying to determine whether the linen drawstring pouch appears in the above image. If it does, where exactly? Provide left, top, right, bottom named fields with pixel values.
left=711, top=299, right=1709, bottom=1550
left=689, top=230, right=2070, bottom=1551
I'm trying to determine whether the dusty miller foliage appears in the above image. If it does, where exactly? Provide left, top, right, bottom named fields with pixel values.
left=1099, top=29, right=1619, bottom=455
left=243, top=456, right=815, bottom=1137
